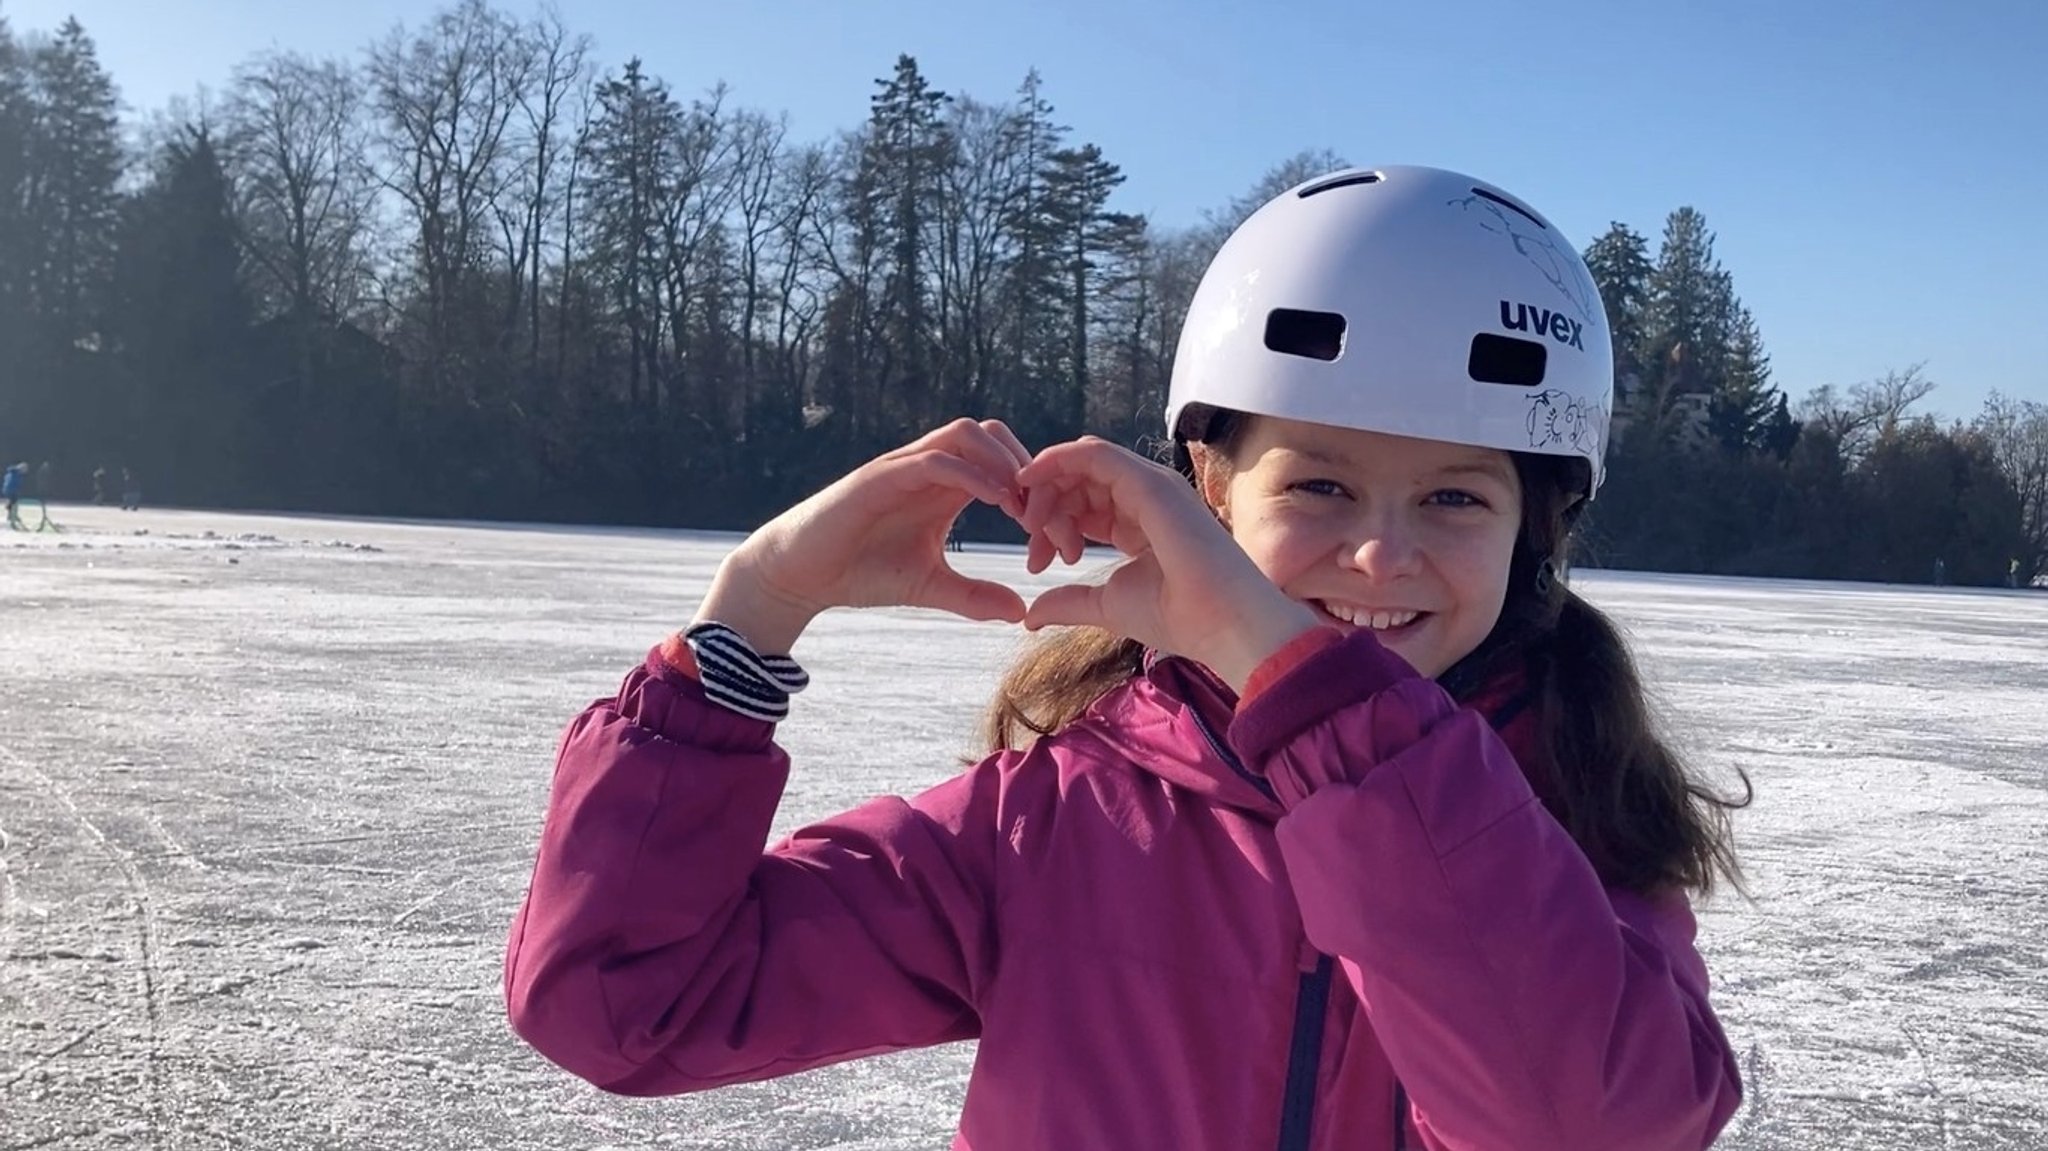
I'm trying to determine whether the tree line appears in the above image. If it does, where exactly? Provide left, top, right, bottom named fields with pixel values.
left=1, top=2, right=2041, bottom=586
left=1580, top=214, right=2043, bottom=587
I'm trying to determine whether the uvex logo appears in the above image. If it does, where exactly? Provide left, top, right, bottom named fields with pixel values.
left=1499, top=301, right=1584, bottom=350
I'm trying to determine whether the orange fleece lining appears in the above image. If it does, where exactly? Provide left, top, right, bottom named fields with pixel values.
left=658, top=632, right=701, bottom=681
left=1239, top=626, right=1343, bottom=710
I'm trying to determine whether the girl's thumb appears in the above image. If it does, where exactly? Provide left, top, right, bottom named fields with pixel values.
left=1022, top=583, right=1107, bottom=632
left=923, top=570, right=1027, bottom=624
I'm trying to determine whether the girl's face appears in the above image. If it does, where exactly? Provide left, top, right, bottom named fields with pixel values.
left=1201, top=415, right=1523, bottom=679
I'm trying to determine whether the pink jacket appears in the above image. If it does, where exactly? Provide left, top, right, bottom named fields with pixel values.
left=504, top=629, right=1742, bottom=1150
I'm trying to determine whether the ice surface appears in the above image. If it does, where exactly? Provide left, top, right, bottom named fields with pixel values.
left=1, top=505, right=2043, bottom=1149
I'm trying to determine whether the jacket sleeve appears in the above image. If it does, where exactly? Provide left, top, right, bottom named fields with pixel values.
left=1228, top=632, right=1743, bottom=1151
left=503, top=649, right=998, bottom=1095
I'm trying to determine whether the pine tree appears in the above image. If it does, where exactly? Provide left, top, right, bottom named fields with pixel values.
left=860, top=54, right=953, bottom=433
left=1643, top=207, right=1730, bottom=398
left=112, top=127, right=257, bottom=502
left=1038, top=142, right=1130, bottom=441
left=581, top=58, right=676, bottom=414
left=0, top=17, right=32, bottom=421
left=7, top=18, right=123, bottom=469
left=27, top=18, right=122, bottom=349
left=1581, top=222, right=1652, bottom=402
left=996, top=70, right=1067, bottom=404
left=1708, top=303, right=1783, bottom=455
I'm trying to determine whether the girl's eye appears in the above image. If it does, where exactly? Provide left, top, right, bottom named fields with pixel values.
left=1428, top=489, right=1488, bottom=509
left=1291, top=479, right=1348, bottom=497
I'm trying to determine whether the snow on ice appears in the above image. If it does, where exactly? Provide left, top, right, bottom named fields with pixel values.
left=1, top=505, right=2043, bottom=1149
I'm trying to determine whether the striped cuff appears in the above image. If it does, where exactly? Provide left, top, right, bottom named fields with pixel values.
left=683, top=622, right=809, bottom=723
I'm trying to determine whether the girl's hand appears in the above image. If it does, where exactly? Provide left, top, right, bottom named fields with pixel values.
left=1016, top=436, right=1322, bottom=693
left=697, top=419, right=1033, bottom=653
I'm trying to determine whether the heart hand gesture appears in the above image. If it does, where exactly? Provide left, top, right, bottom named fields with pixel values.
left=1015, top=436, right=1321, bottom=692
left=694, top=422, right=1320, bottom=692
left=694, top=419, right=1034, bottom=653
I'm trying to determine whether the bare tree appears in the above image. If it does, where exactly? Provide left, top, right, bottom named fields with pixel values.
left=550, top=72, right=593, bottom=383
left=807, top=127, right=884, bottom=438
left=766, top=141, right=831, bottom=427
left=727, top=106, right=785, bottom=421
left=1975, top=390, right=2048, bottom=580
left=493, top=6, right=587, bottom=372
left=366, top=0, right=532, bottom=389
left=653, top=83, right=737, bottom=419
left=1197, top=146, right=1349, bottom=253
left=224, top=51, right=375, bottom=326
left=1799, top=363, right=1937, bottom=465
left=1856, top=362, right=1938, bottom=441
left=939, top=94, right=1027, bottom=417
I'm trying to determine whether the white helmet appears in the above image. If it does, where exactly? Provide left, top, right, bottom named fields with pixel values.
left=1165, top=164, right=1614, bottom=497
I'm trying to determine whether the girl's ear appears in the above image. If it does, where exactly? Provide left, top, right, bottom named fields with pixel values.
left=1190, top=445, right=1232, bottom=529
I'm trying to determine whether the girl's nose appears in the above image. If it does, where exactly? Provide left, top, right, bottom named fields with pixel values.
left=1345, top=515, right=1423, bottom=581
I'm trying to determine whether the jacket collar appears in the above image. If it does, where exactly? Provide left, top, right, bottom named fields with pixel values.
left=1073, top=646, right=1540, bottom=819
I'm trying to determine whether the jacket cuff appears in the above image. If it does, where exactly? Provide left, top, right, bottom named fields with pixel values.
left=624, top=644, right=780, bottom=754
left=1238, top=627, right=1344, bottom=709
left=1226, top=629, right=1420, bottom=769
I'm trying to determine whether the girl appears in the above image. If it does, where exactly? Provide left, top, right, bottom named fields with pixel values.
left=505, top=165, right=1749, bottom=1150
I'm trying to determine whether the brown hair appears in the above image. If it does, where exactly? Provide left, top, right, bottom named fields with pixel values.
left=979, top=409, right=1750, bottom=898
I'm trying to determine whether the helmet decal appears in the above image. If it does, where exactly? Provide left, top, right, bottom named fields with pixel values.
left=1525, top=388, right=1604, bottom=456
left=1450, top=191, right=1601, bottom=330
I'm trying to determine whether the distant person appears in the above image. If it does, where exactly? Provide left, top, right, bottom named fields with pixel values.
left=1933, top=556, right=1947, bottom=586
left=2011, top=558, right=2022, bottom=590
left=6, top=462, right=56, bottom=532
left=1, top=462, right=21, bottom=522
left=91, top=466, right=107, bottom=505
left=505, top=167, right=1748, bottom=1149
left=32, top=460, right=51, bottom=500
left=120, top=467, right=141, bottom=512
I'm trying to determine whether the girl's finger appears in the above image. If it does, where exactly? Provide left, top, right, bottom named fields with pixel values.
left=1026, top=526, right=1058, bottom=575
left=893, top=420, right=1025, bottom=515
left=1020, top=474, right=1059, bottom=535
left=1057, top=516, right=1089, bottom=565
left=890, top=450, right=1017, bottom=512
left=1023, top=581, right=1109, bottom=632
left=937, top=420, right=1029, bottom=513
left=981, top=419, right=1033, bottom=472
left=1016, top=436, right=1141, bottom=488
left=920, top=568, right=1027, bottom=624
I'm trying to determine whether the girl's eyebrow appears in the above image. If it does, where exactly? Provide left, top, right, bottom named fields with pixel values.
left=1286, top=446, right=1357, bottom=468
left=1434, top=460, right=1517, bottom=485
left=1286, top=446, right=1514, bottom=486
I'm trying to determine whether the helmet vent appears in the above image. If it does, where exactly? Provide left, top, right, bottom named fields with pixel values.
left=1468, top=333, right=1548, bottom=387
left=1265, top=309, right=1346, bottom=361
left=1297, top=171, right=1383, bottom=198
left=1471, top=187, right=1548, bottom=230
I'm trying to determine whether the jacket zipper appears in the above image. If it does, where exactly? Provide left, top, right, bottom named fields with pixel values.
left=1185, top=705, right=1330, bottom=1151
left=1187, top=700, right=1278, bottom=804
left=1276, top=953, right=1334, bottom=1151
left=1187, top=660, right=1441, bottom=1151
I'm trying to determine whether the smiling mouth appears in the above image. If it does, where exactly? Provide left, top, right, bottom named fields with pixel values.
left=1313, top=601, right=1431, bottom=634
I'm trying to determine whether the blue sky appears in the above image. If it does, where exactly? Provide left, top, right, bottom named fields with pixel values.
left=9, top=0, right=2046, bottom=416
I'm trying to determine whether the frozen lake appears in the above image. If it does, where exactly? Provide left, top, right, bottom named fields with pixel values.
left=2, top=503, right=2044, bottom=1149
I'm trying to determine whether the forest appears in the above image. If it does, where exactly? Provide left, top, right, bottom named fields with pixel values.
left=1, top=2, right=2041, bottom=586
